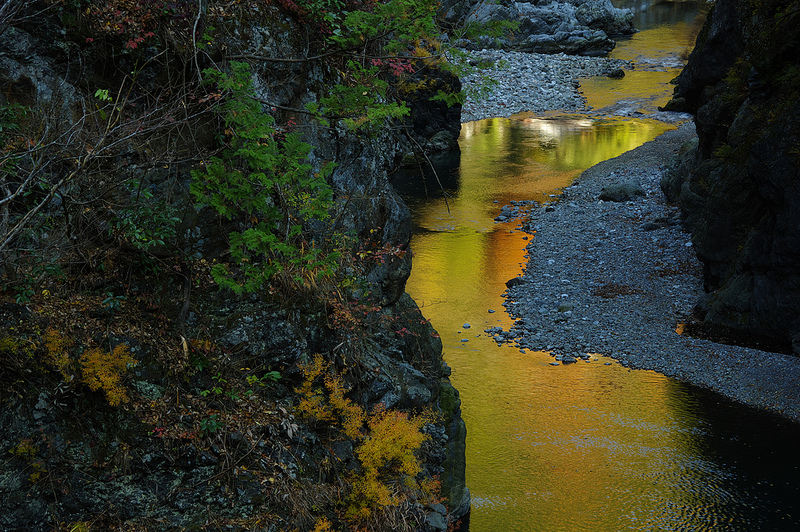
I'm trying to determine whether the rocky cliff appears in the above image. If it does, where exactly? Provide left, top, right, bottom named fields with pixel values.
left=662, top=0, right=800, bottom=354
left=0, top=1, right=468, bottom=530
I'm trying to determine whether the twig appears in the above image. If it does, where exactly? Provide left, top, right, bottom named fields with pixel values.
left=402, top=130, right=451, bottom=214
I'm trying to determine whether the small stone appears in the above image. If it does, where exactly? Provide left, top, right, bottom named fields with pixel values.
left=463, top=323, right=471, bottom=329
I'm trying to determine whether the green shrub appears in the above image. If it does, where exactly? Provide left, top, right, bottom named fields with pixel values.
left=191, top=62, right=338, bottom=294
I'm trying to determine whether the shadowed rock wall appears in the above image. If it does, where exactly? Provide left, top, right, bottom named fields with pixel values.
left=662, top=0, right=800, bottom=354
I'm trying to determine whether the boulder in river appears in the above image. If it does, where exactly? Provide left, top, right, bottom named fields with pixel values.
left=442, top=0, right=636, bottom=56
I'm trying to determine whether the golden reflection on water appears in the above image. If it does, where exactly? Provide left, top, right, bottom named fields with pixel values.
left=411, top=116, right=672, bottom=234
left=455, top=347, right=710, bottom=531
left=580, top=21, right=703, bottom=113
left=402, top=115, right=717, bottom=530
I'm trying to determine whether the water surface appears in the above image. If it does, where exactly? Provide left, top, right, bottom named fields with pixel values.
left=580, top=0, right=711, bottom=114
left=397, top=118, right=800, bottom=531
left=396, top=1, right=800, bottom=530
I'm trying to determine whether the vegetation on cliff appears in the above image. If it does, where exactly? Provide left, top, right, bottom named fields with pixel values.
left=0, top=0, right=480, bottom=529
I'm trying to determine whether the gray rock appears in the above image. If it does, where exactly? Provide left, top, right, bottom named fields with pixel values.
left=458, top=0, right=634, bottom=56
left=666, top=0, right=800, bottom=353
left=425, top=511, right=448, bottom=531
left=506, top=277, right=526, bottom=288
left=599, top=182, right=645, bottom=202
left=575, top=0, right=635, bottom=35
left=407, top=384, right=433, bottom=407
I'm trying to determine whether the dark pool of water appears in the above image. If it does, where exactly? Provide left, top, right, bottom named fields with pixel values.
left=394, top=2, right=800, bottom=530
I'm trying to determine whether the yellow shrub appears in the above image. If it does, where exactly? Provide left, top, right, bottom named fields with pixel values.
left=80, top=344, right=137, bottom=406
left=296, top=355, right=434, bottom=522
left=347, top=406, right=430, bottom=518
left=10, top=438, right=38, bottom=458
left=43, top=327, right=74, bottom=379
left=296, top=354, right=337, bottom=423
left=325, top=371, right=365, bottom=440
left=297, top=355, right=366, bottom=440
left=10, top=438, right=46, bottom=483
left=311, top=517, right=332, bottom=532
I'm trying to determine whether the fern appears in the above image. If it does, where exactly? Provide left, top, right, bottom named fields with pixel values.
left=191, top=63, right=337, bottom=294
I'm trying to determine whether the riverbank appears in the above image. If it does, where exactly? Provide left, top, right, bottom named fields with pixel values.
left=498, top=123, right=800, bottom=422
left=458, top=49, right=629, bottom=122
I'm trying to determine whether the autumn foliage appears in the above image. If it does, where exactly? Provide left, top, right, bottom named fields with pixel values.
left=43, top=327, right=137, bottom=407
left=296, top=354, right=435, bottom=522
left=43, top=327, right=74, bottom=380
left=348, top=405, right=431, bottom=519
left=80, top=344, right=137, bottom=406
left=296, top=354, right=365, bottom=439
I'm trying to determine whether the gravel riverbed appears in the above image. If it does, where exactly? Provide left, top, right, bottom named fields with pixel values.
left=459, top=49, right=800, bottom=422
left=459, top=49, right=629, bottom=122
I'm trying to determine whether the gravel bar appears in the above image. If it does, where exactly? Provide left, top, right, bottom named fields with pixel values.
left=495, top=123, right=800, bottom=422
left=458, top=49, right=628, bottom=122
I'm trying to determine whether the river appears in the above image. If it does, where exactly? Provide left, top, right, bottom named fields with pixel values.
left=394, top=1, right=800, bottom=530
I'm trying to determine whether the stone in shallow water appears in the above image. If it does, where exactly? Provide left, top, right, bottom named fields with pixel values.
left=506, top=277, right=526, bottom=288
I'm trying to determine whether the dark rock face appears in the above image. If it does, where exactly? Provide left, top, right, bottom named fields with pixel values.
left=662, top=0, right=800, bottom=353
left=0, top=5, right=470, bottom=530
left=400, top=65, right=463, bottom=154
left=441, top=0, right=635, bottom=55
